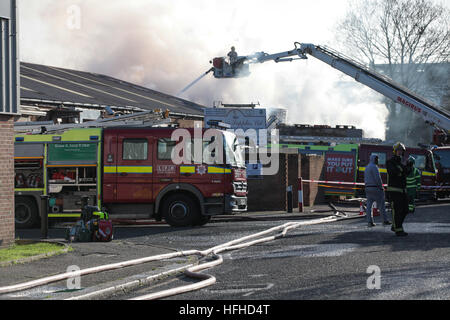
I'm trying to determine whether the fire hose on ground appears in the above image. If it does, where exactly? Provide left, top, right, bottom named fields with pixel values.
left=131, top=214, right=356, bottom=300
left=6, top=176, right=436, bottom=299
left=0, top=214, right=356, bottom=300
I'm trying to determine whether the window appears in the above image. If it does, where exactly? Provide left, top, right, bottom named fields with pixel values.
left=187, top=138, right=223, bottom=164
left=434, top=150, right=450, bottom=168
left=158, top=138, right=176, bottom=160
left=184, top=139, right=206, bottom=164
left=370, top=152, right=386, bottom=166
left=123, top=139, right=148, bottom=160
left=159, top=138, right=223, bottom=164
left=410, top=154, right=426, bottom=170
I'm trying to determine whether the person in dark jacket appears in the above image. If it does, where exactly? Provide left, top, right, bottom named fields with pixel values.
left=386, top=142, right=411, bottom=236
left=364, top=154, right=391, bottom=227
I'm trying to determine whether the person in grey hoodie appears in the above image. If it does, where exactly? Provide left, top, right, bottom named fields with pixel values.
left=364, top=154, right=392, bottom=227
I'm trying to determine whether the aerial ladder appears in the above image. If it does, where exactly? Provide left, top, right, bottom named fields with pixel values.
left=209, top=42, right=450, bottom=134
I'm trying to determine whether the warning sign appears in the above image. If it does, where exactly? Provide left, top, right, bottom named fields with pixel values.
left=325, top=152, right=356, bottom=183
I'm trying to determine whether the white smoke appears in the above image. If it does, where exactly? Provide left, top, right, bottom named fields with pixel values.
left=19, top=0, right=388, bottom=139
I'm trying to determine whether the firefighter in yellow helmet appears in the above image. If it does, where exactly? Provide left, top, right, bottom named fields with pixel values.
left=386, top=142, right=411, bottom=236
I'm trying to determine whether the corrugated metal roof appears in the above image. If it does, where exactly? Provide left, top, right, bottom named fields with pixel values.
left=20, top=62, right=205, bottom=116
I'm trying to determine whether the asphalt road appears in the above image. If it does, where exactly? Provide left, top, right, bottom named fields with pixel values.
left=110, top=202, right=450, bottom=300
left=4, top=201, right=450, bottom=301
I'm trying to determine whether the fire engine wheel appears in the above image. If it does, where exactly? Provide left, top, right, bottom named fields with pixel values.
left=162, top=194, right=201, bottom=227
left=15, top=197, right=39, bottom=229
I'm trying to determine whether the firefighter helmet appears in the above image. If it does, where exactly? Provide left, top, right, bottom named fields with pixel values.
left=393, top=142, right=406, bottom=154
left=407, top=155, right=416, bottom=166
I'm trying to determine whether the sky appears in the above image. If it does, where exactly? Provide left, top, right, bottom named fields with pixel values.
left=17, top=0, right=418, bottom=140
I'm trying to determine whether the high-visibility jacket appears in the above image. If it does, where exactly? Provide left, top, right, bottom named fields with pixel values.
left=406, top=166, right=421, bottom=212
left=406, top=167, right=421, bottom=190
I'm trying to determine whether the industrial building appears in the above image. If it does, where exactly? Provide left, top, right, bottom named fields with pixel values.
left=276, top=123, right=381, bottom=146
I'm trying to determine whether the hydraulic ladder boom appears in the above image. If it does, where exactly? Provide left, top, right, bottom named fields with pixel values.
left=245, top=42, right=450, bottom=132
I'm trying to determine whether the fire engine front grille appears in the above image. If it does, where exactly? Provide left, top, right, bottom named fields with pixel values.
left=233, top=181, right=247, bottom=193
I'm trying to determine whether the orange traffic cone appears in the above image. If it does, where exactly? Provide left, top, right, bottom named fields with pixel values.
left=359, top=201, right=365, bottom=215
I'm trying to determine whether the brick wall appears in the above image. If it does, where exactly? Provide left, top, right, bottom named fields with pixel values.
left=247, top=153, right=287, bottom=211
left=247, top=150, right=301, bottom=212
left=301, top=154, right=326, bottom=206
left=0, top=115, right=15, bottom=248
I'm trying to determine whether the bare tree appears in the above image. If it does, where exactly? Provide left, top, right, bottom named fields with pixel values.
left=335, top=0, right=450, bottom=146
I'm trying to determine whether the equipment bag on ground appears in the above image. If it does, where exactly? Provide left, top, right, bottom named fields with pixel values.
left=65, top=207, right=113, bottom=242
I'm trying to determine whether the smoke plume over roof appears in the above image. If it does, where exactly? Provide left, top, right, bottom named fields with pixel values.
left=20, top=0, right=389, bottom=139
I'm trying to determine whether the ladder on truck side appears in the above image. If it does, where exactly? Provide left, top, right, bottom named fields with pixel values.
left=14, top=110, right=172, bottom=133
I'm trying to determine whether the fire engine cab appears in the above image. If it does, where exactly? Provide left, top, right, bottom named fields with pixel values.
left=14, top=127, right=247, bottom=228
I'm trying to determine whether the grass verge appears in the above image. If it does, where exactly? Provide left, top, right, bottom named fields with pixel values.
left=0, top=240, right=72, bottom=266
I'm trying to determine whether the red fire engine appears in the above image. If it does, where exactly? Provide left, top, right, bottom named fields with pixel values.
left=14, top=127, right=247, bottom=228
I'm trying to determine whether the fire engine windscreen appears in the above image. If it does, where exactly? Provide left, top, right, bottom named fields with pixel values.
left=175, top=131, right=244, bottom=167
left=223, top=131, right=245, bottom=168
left=434, top=149, right=450, bottom=168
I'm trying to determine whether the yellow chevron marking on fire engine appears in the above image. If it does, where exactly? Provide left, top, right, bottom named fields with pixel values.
left=104, top=166, right=116, bottom=173
left=358, top=167, right=387, bottom=173
left=117, top=166, right=153, bottom=174
left=48, top=214, right=81, bottom=218
left=14, top=156, right=44, bottom=160
left=15, top=188, right=45, bottom=192
left=180, top=166, right=196, bottom=173
left=103, top=166, right=153, bottom=174
left=179, top=166, right=232, bottom=174
left=208, top=166, right=232, bottom=174
left=359, top=166, right=435, bottom=177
